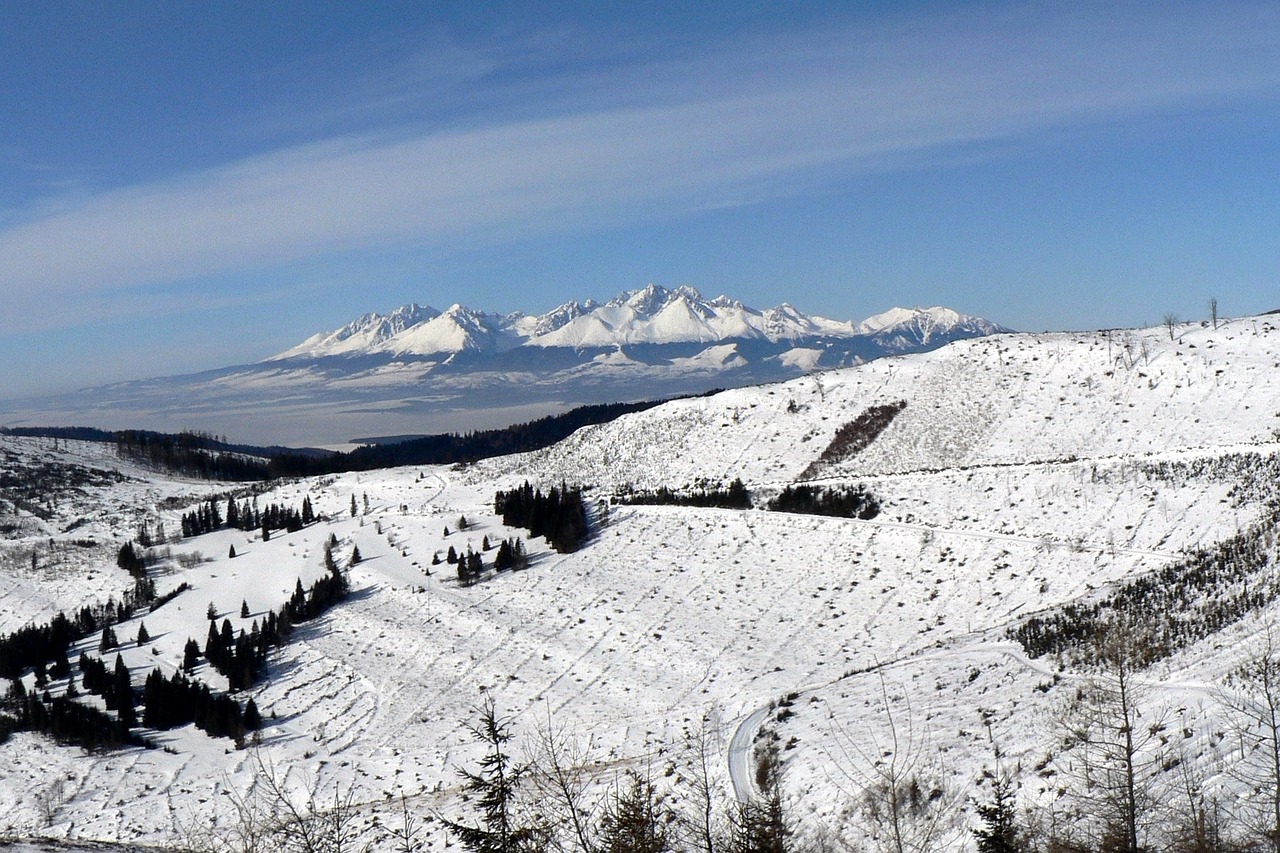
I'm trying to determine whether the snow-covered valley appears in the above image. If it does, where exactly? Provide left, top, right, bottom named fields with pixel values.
left=2, top=314, right=1280, bottom=850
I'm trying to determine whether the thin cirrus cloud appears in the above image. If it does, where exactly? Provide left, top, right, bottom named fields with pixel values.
left=0, top=3, right=1277, bottom=333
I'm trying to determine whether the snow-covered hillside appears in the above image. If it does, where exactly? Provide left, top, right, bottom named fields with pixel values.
left=479, top=316, right=1280, bottom=489
left=1, top=313, right=1279, bottom=850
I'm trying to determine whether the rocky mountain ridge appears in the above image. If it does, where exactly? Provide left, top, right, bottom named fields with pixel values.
left=0, top=287, right=1009, bottom=447
left=270, top=285, right=1007, bottom=360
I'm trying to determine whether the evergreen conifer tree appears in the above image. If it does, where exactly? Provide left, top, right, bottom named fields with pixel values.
left=114, top=655, right=135, bottom=728
left=973, top=775, right=1022, bottom=853
left=183, top=638, right=200, bottom=672
left=599, top=772, right=672, bottom=853
left=441, top=700, right=532, bottom=853
left=244, top=698, right=262, bottom=731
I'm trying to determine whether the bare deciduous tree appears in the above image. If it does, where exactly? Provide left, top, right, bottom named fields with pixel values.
left=677, top=718, right=730, bottom=853
left=1057, top=617, right=1170, bottom=853
left=34, top=776, right=66, bottom=828
left=823, top=671, right=961, bottom=853
left=177, top=751, right=373, bottom=853
left=1225, top=626, right=1280, bottom=851
left=528, top=711, right=600, bottom=853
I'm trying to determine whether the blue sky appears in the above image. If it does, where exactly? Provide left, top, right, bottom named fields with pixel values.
left=1, top=1, right=1278, bottom=397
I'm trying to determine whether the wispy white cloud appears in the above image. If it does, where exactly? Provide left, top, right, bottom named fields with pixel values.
left=1, top=2, right=1277, bottom=332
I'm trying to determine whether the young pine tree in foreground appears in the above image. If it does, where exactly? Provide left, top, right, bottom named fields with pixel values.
left=441, top=699, right=535, bottom=853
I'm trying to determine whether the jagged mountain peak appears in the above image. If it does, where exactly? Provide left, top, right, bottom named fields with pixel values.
left=607, top=283, right=703, bottom=313
left=268, top=290, right=1007, bottom=361
left=856, top=306, right=1009, bottom=346
left=528, top=299, right=602, bottom=337
left=273, top=303, right=441, bottom=359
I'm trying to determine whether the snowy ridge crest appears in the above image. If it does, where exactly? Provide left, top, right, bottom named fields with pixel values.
left=269, top=286, right=1007, bottom=360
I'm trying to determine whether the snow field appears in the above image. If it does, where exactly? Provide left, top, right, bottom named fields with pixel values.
left=2, top=314, right=1280, bottom=848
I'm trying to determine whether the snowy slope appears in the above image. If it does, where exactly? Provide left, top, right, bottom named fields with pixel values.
left=274, top=303, right=440, bottom=359
left=1, top=313, right=1278, bottom=850
left=476, top=316, right=1280, bottom=490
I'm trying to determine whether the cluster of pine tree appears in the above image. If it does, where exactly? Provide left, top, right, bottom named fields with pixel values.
left=451, top=548, right=485, bottom=586
left=114, top=430, right=274, bottom=481
left=181, top=495, right=316, bottom=539
left=198, top=547, right=349, bottom=692
left=116, top=541, right=147, bottom=578
left=0, top=541, right=352, bottom=753
left=1011, top=514, right=1278, bottom=666
left=181, top=499, right=224, bottom=537
left=448, top=538, right=528, bottom=586
left=613, top=478, right=751, bottom=509
left=138, top=556, right=349, bottom=743
left=766, top=484, right=881, bottom=520
left=141, top=669, right=260, bottom=740
left=286, top=550, right=350, bottom=622
left=0, top=612, right=77, bottom=680
left=0, top=585, right=153, bottom=681
left=76, top=653, right=137, bottom=728
left=204, top=616, right=273, bottom=691
left=494, top=481, right=589, bottom=553
left=3, top=681, right=142, bottom=751
left=492, top=537, right=528, bottom=571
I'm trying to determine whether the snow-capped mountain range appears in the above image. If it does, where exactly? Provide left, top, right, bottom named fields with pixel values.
left=0, top=286, right=1008, bottom=447
left=2, top=312, right=1280, bottom=850
left=271, top=285, right=1003, bottom=360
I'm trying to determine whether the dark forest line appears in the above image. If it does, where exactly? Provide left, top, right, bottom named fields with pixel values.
left=1, top=395, right=693, bottom=480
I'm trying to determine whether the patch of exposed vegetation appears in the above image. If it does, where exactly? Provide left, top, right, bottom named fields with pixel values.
left=799, top=400, right=907, bottom=480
